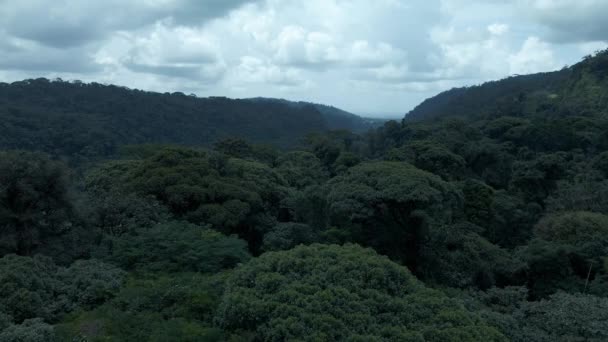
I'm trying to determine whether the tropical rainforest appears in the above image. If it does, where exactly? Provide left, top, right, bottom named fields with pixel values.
left=1, top=49, right=607, bottom=341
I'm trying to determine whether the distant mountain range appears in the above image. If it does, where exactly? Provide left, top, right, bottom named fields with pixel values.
left=245, top=97, right=387, bottom=131
left=0, top=79, right=383, bottom=161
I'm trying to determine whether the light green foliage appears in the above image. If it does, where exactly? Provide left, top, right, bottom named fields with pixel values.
left=216, top=244, right=506, bottom=341
left=108, top=222, right=250, bottom=273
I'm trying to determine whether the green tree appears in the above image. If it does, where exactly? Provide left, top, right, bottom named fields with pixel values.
left=86, top=147, right=289, bottom=252
left=386, top=140, right=466, bottom=180
left=215, top=244, right=506, bottom=341
left=0, top=151, right=76, bottom=256
left=276, top=151, right=328, bottom=189
left=108, top=222, right=250, bottom=273
left=0, top=318, right=56, bottom=342
left=0, top=254, right=124, bottom=324
left=515, top=292, right=608, bottom=342
left=325, top=161, right=461, bottom=274
left=57, top=273, right=228, bottom=342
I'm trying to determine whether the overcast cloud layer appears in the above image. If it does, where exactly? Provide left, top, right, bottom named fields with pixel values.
left=0, top=0, right=606, bottom=116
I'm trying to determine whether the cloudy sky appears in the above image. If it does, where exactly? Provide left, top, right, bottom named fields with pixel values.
left=0, top=0, right=606, bottom=117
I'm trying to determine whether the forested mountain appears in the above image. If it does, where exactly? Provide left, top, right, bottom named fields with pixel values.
left=406, top=49, right=608, bottom=122
left=2, top=50, right=608, bottom=341
left=246, top=97, right=387, bottom=131
left=0, top=79, right=373, bottom=162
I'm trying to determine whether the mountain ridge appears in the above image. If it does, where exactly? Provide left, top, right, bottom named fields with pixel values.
left=0, top=78, right=375, bottom=161
left=404, top=49, right=608, bottom=123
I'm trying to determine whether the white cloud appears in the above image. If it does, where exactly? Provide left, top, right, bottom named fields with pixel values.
left=509, top=36, right=559, bottom=74
left=274, top=26, right=340, bottom=68
left=229, top=56, right=309, bottom=88
left=488, top=23, right=509, bottom=36
left=96, top=22, right=227, bottom=82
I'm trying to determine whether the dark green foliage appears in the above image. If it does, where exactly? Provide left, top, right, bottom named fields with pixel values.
left=0, top=254, right=124, bottom=324
left=0, top=254, right=62, bottom=323
left=423, top=224, right=520, bottom=289
left=216, top=244, right=506, bottom=341
left=0, top=151, right=76, bottom=256
left=0, top=79, right=375, bottom=160
left=57, top=273, right=228, bottom=342
left=386, top=140, right=466, bottom=180
left=108, top=222, right=250, bottom=273
left=261, top=222, right=318, bottom=251
left=324, top=161, right=461, bottom=274
left=461, top=179, right=494, bottom=229
left=518, top=211, right=608, bottom=298
left=514, top=292, right=608, bottom=342
left=276, top=151, right=328, bottom=189
left=547, top=179, right=608, bottom=213
left=246, top=97, right=385, bottom=132
left=534, top=211, right=608, bottom=244
left=592, top=151, right=608, bottom=177
left=486, top=190, right=538, bottom=247
left=509, top=153, right=568, bottom=203
left=59, top=259, right=127, bottom=310
left=0, top=318, right=56, bottom=342
left=462, top=140, right=515, bottom=189
left=86, top=147, right=288, bottom=252
left=87, top=191, right=170, bottom=236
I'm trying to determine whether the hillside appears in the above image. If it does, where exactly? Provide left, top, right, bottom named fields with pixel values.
left=246, top=97, right=387, bottom=131
left=405, top=49, right=608, bottom=122
left=0, top=79, right=371, bottom=161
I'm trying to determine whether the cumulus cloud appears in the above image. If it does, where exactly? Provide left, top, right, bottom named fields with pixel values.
left=273, top=26, right=340, bottom=69
left=521, top=0, right=608, bottom=43
left=509, top=36, right=559, bottom=74
left=114, top=22, right=227, bottom=82
left=230, top=56, right=309, bottom=88
left=0, top=0, right=258, bottom=47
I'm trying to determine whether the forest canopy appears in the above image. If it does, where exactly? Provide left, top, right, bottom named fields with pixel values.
left=1, top=49, right=607, bottom=341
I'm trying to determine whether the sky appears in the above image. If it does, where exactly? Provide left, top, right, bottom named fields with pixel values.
left=0, top=0, right=606, bottom=117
